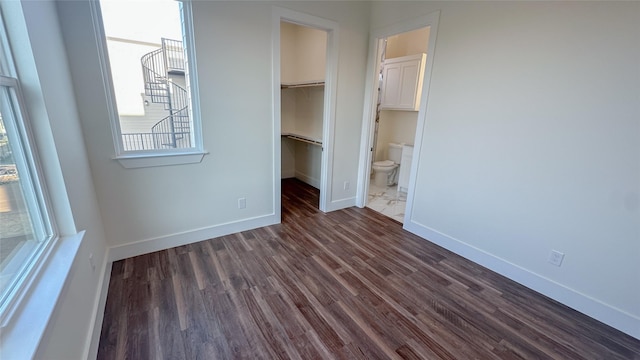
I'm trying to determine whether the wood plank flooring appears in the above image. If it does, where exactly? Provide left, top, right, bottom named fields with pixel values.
left=98, top=178, right=640, bottom=359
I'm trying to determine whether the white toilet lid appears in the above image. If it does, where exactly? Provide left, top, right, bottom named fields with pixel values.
left=373, top=160, right=395, bottom=167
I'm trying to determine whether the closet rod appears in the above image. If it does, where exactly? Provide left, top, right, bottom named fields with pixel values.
left=281, top=81, right=325, bottom=89
left=284, top=134, right=322, bottom=146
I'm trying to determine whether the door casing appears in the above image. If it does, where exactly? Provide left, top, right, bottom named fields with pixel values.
left=272, top=7, right=339, bottom=217
left=356, top=12, right=440, bottom=227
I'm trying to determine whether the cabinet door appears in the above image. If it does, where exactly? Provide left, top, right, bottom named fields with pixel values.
left=379, top=54, right=425, bottom=111
left=380, top=62, right=402, bottom=108
left=396, top=59, right=420, bottom=109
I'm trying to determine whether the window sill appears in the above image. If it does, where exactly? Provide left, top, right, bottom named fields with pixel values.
left=0, top=232, right=84, bottom=359
left=113, top=150, right=208, bottom=169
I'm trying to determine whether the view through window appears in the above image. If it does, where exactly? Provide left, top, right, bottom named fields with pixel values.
left=99, top=0, right=195, bottom=152
left=0, top=81, right=52, bottom=311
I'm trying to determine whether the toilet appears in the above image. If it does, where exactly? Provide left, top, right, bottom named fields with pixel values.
left=372, top=142, right=403, bottom=187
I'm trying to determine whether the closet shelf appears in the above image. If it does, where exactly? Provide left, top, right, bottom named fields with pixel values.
left=281, top=81, right=325, bottom=89
left=281, top=132, right=322, bottom=146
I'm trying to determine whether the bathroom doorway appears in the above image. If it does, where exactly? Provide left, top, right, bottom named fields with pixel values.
left=365, top=27, right=430, bottom=223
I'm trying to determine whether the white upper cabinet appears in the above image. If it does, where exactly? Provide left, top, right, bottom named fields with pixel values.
left=380, top=53, right=427, bottom=111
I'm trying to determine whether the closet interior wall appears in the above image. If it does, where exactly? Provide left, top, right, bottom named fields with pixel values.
left=280, top=21, right=327, bottom=189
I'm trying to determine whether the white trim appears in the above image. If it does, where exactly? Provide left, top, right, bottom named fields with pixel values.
left=271, top=9, right=282, bottom=223
left=0, top=232, right=84, bottom=360
left=272, top=7, right=339, bottom=215
left=325, top=196, right=356, bottom=212
left=0, top=9, right=16, bottom=77
left=403, top=220, right=640, bottom=340
left=356, top=37, right=384, bottom=208
left=401, top=13, right=439, bottom=227
left=83, top=256, right=112, bottom=360
left=88, top=0, right=124, bottom=155
left=357, top=12, right=440, bottom=213
left=319, top=20, right=338, bottom=213
left=114, top=150, right=207, bottom=168
left=179, top=0, right=204, bottom=153
left=89, top=0, right=204, bottom=161
left=0, top=78, right=59, bottom=323
left=108, top=214, right=278, bottom=262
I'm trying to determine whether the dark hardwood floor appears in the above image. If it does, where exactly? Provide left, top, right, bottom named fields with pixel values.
left=98, top=178, right=640, bottom=359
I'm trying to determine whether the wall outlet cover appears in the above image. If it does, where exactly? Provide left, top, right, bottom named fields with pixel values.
left=548, top=250, right=565, bottom=267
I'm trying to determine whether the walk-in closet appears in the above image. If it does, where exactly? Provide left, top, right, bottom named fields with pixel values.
left=280, top=21, right=327, bottom=204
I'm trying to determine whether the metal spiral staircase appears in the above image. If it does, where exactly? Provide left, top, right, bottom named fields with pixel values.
left=138, top=38, right=191, bottom=149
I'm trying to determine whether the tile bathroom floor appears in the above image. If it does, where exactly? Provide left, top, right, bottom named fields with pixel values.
left=366, top=180, right=407, bottom=223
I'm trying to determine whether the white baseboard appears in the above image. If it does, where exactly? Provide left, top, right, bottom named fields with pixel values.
left=108, top=213, right=279, bottom=262
left=403, top=219, right=640, bottom=340
left=325, top=196, right=356, bottom=212
left=83, top=256, right=112, bottom=360
left=294, top=171, right=319, bottom=189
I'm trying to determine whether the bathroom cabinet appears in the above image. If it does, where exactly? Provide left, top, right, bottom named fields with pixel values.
left=380, top=53, right=427, bottom=111
left=398, top=145, right=413, bottom=193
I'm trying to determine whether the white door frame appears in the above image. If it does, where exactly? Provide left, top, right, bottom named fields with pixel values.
left=272, top=7, right=339, bottom=217
left=356, top=11, right=440, bottom=226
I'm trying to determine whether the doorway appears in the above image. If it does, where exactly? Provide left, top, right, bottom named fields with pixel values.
left=280, top=21, right=326, bottom=212
left=272, top=8, right=339, bottom=219
left=367, top=27, right=430, bottom=223
left=357, top=13, right=440, bottom=225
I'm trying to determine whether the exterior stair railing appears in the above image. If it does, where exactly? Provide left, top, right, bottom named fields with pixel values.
left=124, top=38, right=189, bottom=150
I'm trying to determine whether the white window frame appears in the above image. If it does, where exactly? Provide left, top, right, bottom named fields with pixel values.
left=0, top=3, right=89, bottom=357
left=90, top=0, right=206, bottom=169
left=0, top=16, right=58, bottom=324
left=0, top=77, right=58, bottom=322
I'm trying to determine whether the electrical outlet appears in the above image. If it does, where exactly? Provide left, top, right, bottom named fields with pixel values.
left=343, top=181, right=350, bottom=190
left=238, top=197, right=246, bottom=209
left=548, top=250, right=565, bottom=267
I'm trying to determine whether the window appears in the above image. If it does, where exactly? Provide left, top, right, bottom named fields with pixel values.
left=0, top=19, right=55, bottom=317
left=92, top=0, right=204, bottom=166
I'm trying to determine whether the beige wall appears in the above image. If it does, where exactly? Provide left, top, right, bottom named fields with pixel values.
left=280, top=21, right=327, bottom=187
left=375, top=110, right=418, bottom=161
left=280, top=21, right=327, bottom=84
left=386, top=26, right=430, bottom=59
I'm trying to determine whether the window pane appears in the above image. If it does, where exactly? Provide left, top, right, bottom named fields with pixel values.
left=99, top=0, right=194, bottom=151
left=0, top=86, right=49, bottom=307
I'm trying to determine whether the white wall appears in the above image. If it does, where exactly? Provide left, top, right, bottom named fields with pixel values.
left=56, top=0, right=369, bottom=253
left=372, top=1, right=640, bottom=337
left=1, top=0, right=109, bottom=358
